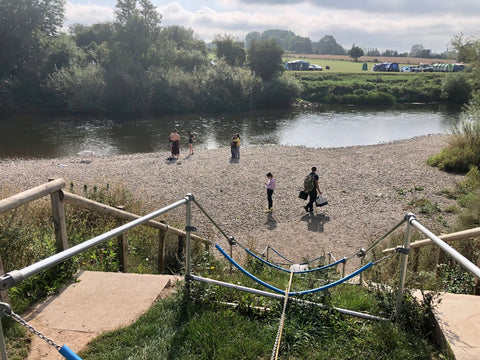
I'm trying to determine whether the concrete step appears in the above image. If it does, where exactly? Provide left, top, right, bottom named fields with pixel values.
left=434, top=292, right=480, bottom=360
left=24, top=271, right=180, bottom=360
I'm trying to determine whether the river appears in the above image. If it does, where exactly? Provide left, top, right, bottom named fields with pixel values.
left=0, top=104, right=461, bottom=159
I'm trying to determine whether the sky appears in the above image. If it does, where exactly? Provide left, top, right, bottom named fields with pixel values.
left=65, top=0, right=480, bottom=54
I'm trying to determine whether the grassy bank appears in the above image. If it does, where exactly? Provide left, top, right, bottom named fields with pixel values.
left=79, top=262, right=442, bottom=360
left=289, top=71, right=446, bottom=105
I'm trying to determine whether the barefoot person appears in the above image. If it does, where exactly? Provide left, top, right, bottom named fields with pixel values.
left=169, top=129, right=180, bottom=159
left=264, top=172, right=276, bottom=212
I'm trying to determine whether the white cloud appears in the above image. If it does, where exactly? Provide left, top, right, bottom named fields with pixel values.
left=65, top=2, right=115, bottom=26
left=65, top=1, right=480, bottom=53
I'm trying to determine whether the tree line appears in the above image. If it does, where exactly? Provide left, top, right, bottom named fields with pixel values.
left=245, top=29, right=454, bottom=59
left=0, top=1, right=473, bottom=117
left=0, top=0, right=299, bottom=116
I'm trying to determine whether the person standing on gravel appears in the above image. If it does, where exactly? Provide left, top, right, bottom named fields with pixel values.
left=264, top=172, right=276, bottom=212
left=170, top=129, right=180, bottom=159
left=187, top=130, right=195, bottom=155
left=233, top=133, right=241, bottom=159
left=304, top=166, right=322, bottom=212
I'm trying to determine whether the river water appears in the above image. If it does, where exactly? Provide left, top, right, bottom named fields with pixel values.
left=0, top=104, right=461, bottom=159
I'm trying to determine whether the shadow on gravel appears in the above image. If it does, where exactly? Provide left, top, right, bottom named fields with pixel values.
left=301, top=212, right=330, bottom=232
left=264, top=212, right=277, bottom=230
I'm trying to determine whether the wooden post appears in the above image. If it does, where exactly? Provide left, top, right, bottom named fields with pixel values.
left=0, top=255, right=10, bottom=304
left=435, top=248, right=446, bottom=277
left=116, top=206, right=127, bottom=273
left=158, top=228, right=166, bottom=274
left=50, top=189, right=68, bottom=252
left=412, top=248, right=420, bottom=272
left=474, top=252, right=480, bottom=295
left=177, top=236, right=185, bottom=261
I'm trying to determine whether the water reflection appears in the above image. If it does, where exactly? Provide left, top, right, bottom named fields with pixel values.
left=0, top=104, right=461, bottom=159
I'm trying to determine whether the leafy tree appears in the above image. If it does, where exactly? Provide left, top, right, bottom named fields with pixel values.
left=160, top=26, right=206, bottom=52
left=0, top=0, right=66, bottom=110
left=47, top=62, right=106, bottom=111
left=348, top=45, right=364, bottom=61
left=213, top=35, right=246, bottom=67
left=114, top=0, right=161, bottom=65
left=70, top=23, right=115, bottom=48
left=312, top=35, right=345, bottom=55
left=290, top=36, right=313, bottom=54
left=247, top=39, right=284, bottom=81
left=245, top=31, right=261, bottom=48
left=410, top=44, right=432, bottom=58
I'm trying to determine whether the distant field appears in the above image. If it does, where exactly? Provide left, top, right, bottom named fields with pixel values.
left=284, top=54, right=457, bottom=73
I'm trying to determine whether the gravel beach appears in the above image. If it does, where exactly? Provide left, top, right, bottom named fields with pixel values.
left=1, top=134, right=463, bottom=270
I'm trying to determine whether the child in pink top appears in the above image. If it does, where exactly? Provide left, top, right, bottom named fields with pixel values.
left=264, top=172, right=276, bottom=212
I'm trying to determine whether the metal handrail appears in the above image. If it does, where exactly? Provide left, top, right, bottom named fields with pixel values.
left=407, top=214, right=480, bottom=279
left=0, top=197, right=188, bottom=292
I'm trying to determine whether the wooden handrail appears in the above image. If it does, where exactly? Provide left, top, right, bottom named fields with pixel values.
left=62, top=191, right=209, bottom=244
left=0, top=178, right=65, bottom=215
left=382, top=227, right=480, bottom=254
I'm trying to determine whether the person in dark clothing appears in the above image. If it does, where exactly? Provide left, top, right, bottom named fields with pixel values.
left=304, top=167, right=323, bottom=212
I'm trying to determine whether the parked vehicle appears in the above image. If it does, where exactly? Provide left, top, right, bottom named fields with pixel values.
left=400, top=66, right=411, bottom=72
left=419, top=64, right=434, bottom=72
left=373, top=62, right=399, bottom=72
left=285, top=60, right=310, bottom=71
left=308, top=64, right=323, bottom=71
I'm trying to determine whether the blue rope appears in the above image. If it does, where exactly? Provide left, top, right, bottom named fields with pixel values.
left=269, top=246, right=295, bottom=263
left=216, top=245, right=373, bottom=296
left=245, top=249, right=346, bottom=274
left=216, top=245, right=286, bottom=294
left=59, top=345, right=83, bottom=360
left=290, top=262, right=373, bottom=296
left=245, top=249, right=291, bottom=273
left=268, top=246, right=326, bottom=267
left=299, top=255, right=324, bottom=265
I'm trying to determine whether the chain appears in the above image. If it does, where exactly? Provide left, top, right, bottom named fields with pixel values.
left=372, top=251, right=398, bottom=266
left=2, top=305, right=61, bottom=351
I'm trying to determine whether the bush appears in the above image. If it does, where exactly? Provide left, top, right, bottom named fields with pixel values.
left=428, top=90, right=480, bottom=172
left=441, top=72, right=472, bottom=105
left=256, top=74, right=302, bottom=108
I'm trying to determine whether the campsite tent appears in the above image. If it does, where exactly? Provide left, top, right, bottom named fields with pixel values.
left=372, top=62, right=399, bottom=72
left=285, top=60, right=310, bottom=71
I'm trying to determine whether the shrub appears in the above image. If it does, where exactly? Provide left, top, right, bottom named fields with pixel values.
left=256, top=74, right=302, bottom=108
left=441, top=72, right=472, bottom=105
left=428, top=91, right=480, bottom=172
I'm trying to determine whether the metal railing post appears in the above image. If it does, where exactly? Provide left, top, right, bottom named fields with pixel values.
left=395, top=213, right=414, bottom=318
left=185, top=194, right=194, bottom=280
left=0, top=316, right=7, bottom=360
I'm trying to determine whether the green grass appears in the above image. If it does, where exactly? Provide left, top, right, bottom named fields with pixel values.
left=79, top=274, right=443, bottom=360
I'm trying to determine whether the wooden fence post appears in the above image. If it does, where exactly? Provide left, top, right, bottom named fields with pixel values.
left=475, top=252, right=480, bottom=295
left=412, top=248, right=420, bottom=272
left=116, top=205, right=127, bottom=272
left=177, top=236, right=185, bottom=261
left=50, top=189, right=68, bottom=252
left=158, top=228, right=166, bottom=274
left=435, top=248, right=446, bottom=277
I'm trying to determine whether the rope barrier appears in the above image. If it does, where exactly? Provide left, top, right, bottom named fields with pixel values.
left=271, top=271, right=294, bottom=360
left=266, top=246, right=329, bottom=266
left=1, top=302, right=83, bottom=360
left=245, top=249, right=346, bottom=274
left=268, top=247, right=295, bottom=264
left=216, top=245, right=374, bottom=296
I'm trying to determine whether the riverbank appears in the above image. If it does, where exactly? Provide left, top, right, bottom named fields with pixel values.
left=0, top=134, right=463, bottom=270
